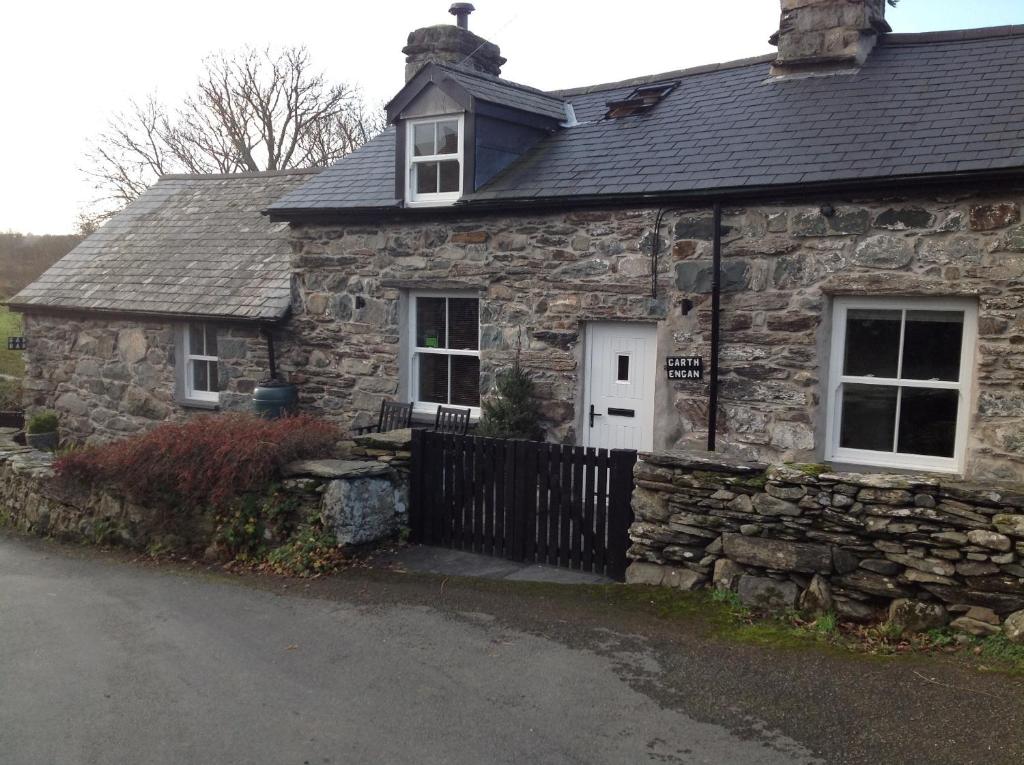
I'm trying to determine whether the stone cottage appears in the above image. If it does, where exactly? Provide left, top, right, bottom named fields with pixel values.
left=9, top=170, right=318, bottom=441
left=12, top=0, right=1024, bottom=483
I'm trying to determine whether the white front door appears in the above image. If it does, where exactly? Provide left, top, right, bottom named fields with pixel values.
left=583, top=322, right=657, bottom=451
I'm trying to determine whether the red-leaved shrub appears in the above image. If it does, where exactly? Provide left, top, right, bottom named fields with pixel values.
left=55, top=413, right=339, bottom=511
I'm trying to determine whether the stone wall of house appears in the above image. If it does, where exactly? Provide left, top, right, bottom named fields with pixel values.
left=284, top=189, right=1024, bottom=482
left=21, top=314, right=269, bottom=443
left=627, top=451, right=1024, bottom=633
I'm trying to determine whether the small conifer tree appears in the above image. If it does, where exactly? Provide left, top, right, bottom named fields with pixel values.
left=477, top=331, right=543, bottom=441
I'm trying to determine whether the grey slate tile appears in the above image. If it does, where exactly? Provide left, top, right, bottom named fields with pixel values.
left=10, top=170, right=319, bottom=321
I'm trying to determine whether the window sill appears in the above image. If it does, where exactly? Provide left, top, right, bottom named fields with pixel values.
left=825, top=452, right=961, bottom=476
left=405, top=197, right=461, bottom=208
left=178, top=397, right=220, bottom=411
left=411, top=404, right=481, bottom=423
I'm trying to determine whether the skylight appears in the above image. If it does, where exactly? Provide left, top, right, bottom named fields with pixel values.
left=604, top=82, right=677, bottom=119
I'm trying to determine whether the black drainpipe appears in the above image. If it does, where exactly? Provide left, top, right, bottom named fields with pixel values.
left=707, top=200, right=722, bottom=451
left=262, top=325, right=278, bottom=381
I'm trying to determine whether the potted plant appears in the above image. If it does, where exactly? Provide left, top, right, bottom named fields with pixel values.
left=26, top=410, right=59, bottom=451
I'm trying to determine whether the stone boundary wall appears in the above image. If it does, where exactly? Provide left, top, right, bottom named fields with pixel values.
left=627, top=451, right=1024, bottom=633
left=0, top=428, right=408, bottom=552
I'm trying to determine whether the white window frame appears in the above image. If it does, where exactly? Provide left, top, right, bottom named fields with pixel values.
left=183, top=323, right=219, bottom=403
left=825, top=296, right=977, bottom=474
left=407, top=291, right=480, bottom=418
left=404, top=115, right=464, bottom=207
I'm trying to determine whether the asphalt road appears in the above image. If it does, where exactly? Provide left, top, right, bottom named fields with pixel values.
left=1, top=533, right=1022, bottom=765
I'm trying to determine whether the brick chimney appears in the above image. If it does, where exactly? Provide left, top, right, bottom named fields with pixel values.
left=769, top=0, right=891, bottom=77
left=402, top=4, right=506, bottom=82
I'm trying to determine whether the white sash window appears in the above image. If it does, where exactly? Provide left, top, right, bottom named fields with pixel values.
left=826, top=297, right=977, bottom=473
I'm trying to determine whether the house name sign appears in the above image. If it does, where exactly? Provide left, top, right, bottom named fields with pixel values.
left=665, top=356, right=703, bottom=380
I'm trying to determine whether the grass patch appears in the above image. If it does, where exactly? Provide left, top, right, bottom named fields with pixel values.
left=0, top=304, right=24, bottom=378
left=977, top=634, right=1024, bottom=674
left=560, top=583, right=1024, bottom=674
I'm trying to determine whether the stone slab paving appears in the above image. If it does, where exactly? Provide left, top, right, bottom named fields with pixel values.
left=379, top=544, right=613, bottom=585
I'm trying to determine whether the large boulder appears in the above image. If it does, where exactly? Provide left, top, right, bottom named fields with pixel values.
left=887, top=599, right=948, bottom=635
left=321, top=475, right=405, bottom=546
left=737, top=575, right=799, bottom=612
left=712, top=558, right=745, bottom=591
left=722, top=533, right=832, bottom=574
left=1004, top=610, right=1024, bottom=644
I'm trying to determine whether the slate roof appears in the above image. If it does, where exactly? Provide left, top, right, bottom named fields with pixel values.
left=11, top=170, right=319, bottom=321
left=436, top=64, right=569, bottom=121
left=269, top=27, right=1024, bottom=216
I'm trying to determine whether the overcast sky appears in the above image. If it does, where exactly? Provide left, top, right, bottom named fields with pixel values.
left=4, top=0, right=1022, bottom=235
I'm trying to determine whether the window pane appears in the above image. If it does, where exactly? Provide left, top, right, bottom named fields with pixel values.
left=897, top=388, right=958, bottom=457
left=416, top=297, right=446, bottom=348
left=193, top=359, right=209, bottom=392
left=450, top=355, right=480, bottom=407
left=438, top=160, right=460, bottom=193
left=839, top=383, right=897, bottom=452
left=418, top=353, right=448, bottom=404
left=415, top=162, right=438, bottom=194
left=843, top=309, right=900, bottom=377
left=207, top=361, right=220, bottom=393
left=189, top=324, right=204, bottom=356
left=413, top=123, right=434, bottom=157
left=437, top=120, right=459, bottom=154
left=447, top=298, right=478, bottom=350
left=617, top=354, right=630, bottom=382
left=901, top=311, right=963, bottom=381
left=205, top=325, right=218, bottom=357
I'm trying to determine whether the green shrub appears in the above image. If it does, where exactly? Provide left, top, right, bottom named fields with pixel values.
left=54, top=412, right=339, bottom=512
left=476, top=358, right=543, bottom=441
left=27, top=410, right=58, bottom=434
left=265, top=522, right=342, bottom=576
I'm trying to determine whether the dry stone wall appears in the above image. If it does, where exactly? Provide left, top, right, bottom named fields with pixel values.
left=286, top=188, right=1024, bottom=481
left=627, top=451, right=1024, bottom=632
left=0, top=428, right=407, bottom=552
left=22, top=314, right=267, bottom=443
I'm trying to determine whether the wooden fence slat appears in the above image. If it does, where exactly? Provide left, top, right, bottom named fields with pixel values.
left=482, top=438, right=494, bottom=556
left=523, top=441, right=539, bottom=563
left=546, top=445, right=561, bottom=566
left=535, top=444, right=550, bottom=563
left=472, top=437, right=484, bottom=553
left=582, top=447, right=596, bottom=573
left=558, top=445, right=573, bottom=569
left=607, top=449, right=637, bottom=581
left=429, top=432, right=444, bottom=546
left=570, top=446, right=585, bottom=570
left=409, top=429, right=423, bottom=543
left=502, top=439, right=516, bottom=560
left=595, top=448, right=609, bottom=574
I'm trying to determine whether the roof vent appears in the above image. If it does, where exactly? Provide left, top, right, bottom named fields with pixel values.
left=604, top=82, right=677, bottom=119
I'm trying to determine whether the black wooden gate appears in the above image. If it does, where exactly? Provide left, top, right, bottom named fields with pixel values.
left=409, top=430, right=637, bottom=580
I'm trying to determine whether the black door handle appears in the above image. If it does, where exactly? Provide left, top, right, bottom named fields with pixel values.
left=589, top=404, right=602, bottom=428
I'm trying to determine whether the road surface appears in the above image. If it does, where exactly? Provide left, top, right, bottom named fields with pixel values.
left=1, top=533, right=1021, bottom=764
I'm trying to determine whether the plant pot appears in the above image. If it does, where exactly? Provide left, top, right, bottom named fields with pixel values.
left=26, top=431, right=58, bottom=451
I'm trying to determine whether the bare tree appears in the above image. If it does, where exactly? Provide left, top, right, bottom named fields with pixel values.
left=80, top=46, right=385, bottom=231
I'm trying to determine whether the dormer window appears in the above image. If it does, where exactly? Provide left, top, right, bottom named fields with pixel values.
left=406, top=115, right=464, bottom=206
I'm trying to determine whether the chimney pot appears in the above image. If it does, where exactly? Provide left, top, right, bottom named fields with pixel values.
left=449, top=3, right=475, bottom=30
